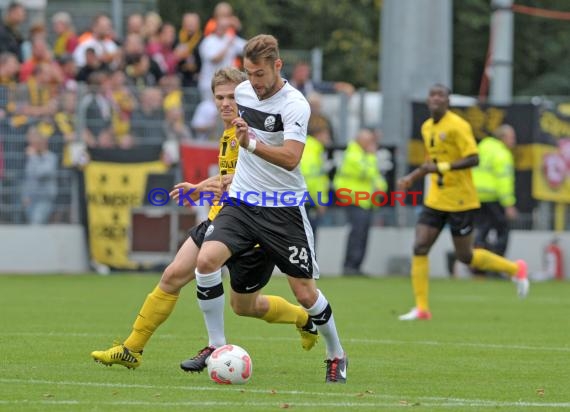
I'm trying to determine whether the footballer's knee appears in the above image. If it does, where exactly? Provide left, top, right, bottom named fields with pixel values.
left=293, top=287, right=318, bottom=309
left=195, top=254, right=218, bottom=274
left=455, top=250, right=473, bottom=264
left=160, top=261, right=194, bottom=293
left=196, top=242, right=230, bottom=273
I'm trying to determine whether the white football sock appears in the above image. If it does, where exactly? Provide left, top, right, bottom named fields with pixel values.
left=196, top=268, right=226, bottom=348
left=306, top=289, right=344, bottom=359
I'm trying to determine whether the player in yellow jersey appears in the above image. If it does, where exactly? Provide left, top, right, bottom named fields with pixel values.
left=90, top=68, right=318, bottom=370
left=397, top=84, right=529, bottom=321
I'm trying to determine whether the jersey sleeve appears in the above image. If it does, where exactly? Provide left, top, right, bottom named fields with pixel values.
left=282, top=96, right=310, bottom=143
left=455, top=120, right=479, bottom=158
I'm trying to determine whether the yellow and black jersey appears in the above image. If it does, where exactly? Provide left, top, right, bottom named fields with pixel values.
left=421, top=110, right=480, bottom=212
left=207, top=126, right=239, bottom=220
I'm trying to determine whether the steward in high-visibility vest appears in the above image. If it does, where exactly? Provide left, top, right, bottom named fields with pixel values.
left=300, top=126, right=332, bottom=240
left=472, top=124, right=518, bottom=258
left=333, top=129, right=387, bottom=276
left=300, top=134, right=330, bottom=206
left=472, top=136, right=515, bottom=207
left=333, top=140, right=387, bottom=210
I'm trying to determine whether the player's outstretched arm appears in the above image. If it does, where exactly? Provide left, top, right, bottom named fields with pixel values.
left=398, top=153, right=479, bottom=191
left=447, top=154, right=479, bottom=170
left=170, top=176, right=223, bottom=206
left=398, top=167, right=428, bottom=190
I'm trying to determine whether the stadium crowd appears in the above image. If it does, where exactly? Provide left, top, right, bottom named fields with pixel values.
left=0, top=2, right=251, bottom=154
left=0, top=1, right=355, bottom=225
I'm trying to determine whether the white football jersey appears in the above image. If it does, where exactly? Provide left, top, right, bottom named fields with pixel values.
left=230, top=80, right=310, bottom=207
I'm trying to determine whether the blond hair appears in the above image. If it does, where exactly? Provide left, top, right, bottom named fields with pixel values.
left=243, top=34, right=280, bottom=64
left=211, top=67, right=246, bottom=92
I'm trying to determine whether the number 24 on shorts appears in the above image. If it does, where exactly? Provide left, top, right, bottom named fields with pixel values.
left=289, top=246, right=309, bottom=270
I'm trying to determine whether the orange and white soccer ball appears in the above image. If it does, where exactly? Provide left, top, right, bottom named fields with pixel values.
left=207, top=344, right=253, bottom=384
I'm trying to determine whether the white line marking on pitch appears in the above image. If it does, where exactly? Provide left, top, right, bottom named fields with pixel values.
left=1, top=398, right=569, bottom=409
left=1, top=379, right=570, bottom=408
left=244, top=336, right=570, bottom=352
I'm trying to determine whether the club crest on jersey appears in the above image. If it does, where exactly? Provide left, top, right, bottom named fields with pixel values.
left=230, top=139, right=237, bottom=148
left=439, top=132, right=446, bottom=141
left=205, top=225, right=214, bottom=237
left=264, top=115, right=276, bottom=131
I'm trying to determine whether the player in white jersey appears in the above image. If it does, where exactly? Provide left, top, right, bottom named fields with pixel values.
left=186, top=34, right=347, bottom=383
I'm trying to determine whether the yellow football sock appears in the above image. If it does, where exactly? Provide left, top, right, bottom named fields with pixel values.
left=412, top=255, right=430, bottom=312
left=471, top=249, right=518, bottom=276
left=124, top=286, right=179, bottom=353
left=261, top=295, right=308, bottom=328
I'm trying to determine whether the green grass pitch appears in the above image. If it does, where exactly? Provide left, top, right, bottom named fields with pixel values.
left=1, top=274, right=569, bottom=411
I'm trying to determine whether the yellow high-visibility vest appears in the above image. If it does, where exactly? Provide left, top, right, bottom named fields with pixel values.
left=333, top=141, right=387, bottom=209
left=472, top=136, right=516, bottom=206
left=300, top=135, right=330, bottom=204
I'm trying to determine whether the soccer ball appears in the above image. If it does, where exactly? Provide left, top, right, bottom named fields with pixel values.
left=207, top=344, right=253, bottom=384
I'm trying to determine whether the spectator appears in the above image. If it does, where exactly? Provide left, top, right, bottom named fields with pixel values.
left=472, top=124, right=518, bottom=263
left=203, top=2, right=241, bottom=36
left=175, top=13, right=202, bottom=88
left=162, top=105, right=192, bottom=165
left=142, top=11, right=162, bottom=44
left=130, top=87, right=164, bottom=148
left=20, top=33, right=61, bottom=82
left=300, top=118, right=332, bottom=241
left=0, top=52, right=20, bottom=191
left=126, top=13, right=144, bottom=37
left=53, top=90, right=89, bottom=167
left=190, top=99, right=218, bottom=141
left=21, top=126, right=58, bottom=224
left=108, top=69, right=136, bottom=149
left=73, top=14, right=119, bottom=68
left=307, top=91, right=336, bottom=144
left=148, top=23, right=179, bottom=75
left=75, top=48, right=108, bottom=83
left=122, top=34, right=162, bottom=89
left=21, top=20, right=46, bottom=62
left=198, top=16, right=245, bottom=101
left=79, top=71, right=113, bottom=148
left=57, top=54, right=78, bottom=91
left=0, top=52, right=20, bottom=125
left=15, top=63, right=59, bottom=132
left=51, top=12, right=78, bottom=58
left=289, top=61, right=354, bottom=97
left=160, top=74, right=183, bottom=114
left=0, top=2, right=27, bottom=62
left=333, top=129, right=387, bottom=276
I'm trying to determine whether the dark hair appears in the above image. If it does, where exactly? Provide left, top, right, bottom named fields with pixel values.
left=431, top=83, right=451, bottom=96
left=7, top=2, right=24, bottom=12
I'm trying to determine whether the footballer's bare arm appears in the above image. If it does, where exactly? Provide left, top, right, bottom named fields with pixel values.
left=233, top=117, right=304, bottom=171
left=170, top=176, right=223, bottom=205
